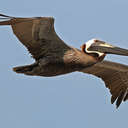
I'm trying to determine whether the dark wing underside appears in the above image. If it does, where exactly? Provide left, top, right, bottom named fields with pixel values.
left=0, top=14, right=70, bottom=60
left=80, top=60, right=128, bottom=108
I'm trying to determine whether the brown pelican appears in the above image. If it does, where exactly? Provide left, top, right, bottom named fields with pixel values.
left=0, top=14, right=128, bottom=108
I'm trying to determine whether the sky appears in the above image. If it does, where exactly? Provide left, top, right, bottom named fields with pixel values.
left=0, top=0, right=128, bottom=128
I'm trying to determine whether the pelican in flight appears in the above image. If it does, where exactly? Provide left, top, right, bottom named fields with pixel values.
left=0, top=14, right=128, bottom=108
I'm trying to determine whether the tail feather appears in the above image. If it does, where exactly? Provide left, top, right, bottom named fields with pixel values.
left=13, top=63, right=38, bottom=75
left=13, top=65, right=33, bottom=73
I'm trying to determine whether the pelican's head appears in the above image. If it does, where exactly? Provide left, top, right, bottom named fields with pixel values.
left=81, top=39, right=128, bottom=57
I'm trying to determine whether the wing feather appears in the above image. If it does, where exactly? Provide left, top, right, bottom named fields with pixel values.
left=80, top=60, right=128, bottom=108
left=0, top=14, right=70, bottom=60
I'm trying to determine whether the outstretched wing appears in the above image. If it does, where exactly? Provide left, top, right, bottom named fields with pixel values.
left=0, top=14, right=71, bottom=60
left=80, top=60, right=128, bottom=108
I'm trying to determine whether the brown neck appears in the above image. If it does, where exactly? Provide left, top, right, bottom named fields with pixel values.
left=80, top=44, right=106, bottom=62
left=81, top=44, right=98, bottom=57
left=81, top=44, right=86, bottom=53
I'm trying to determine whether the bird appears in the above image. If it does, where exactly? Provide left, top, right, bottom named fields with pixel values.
left=0, top=14, right=128, bottom=108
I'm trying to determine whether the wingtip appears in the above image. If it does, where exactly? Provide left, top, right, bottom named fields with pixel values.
left=0, top=13, right=13, bottom=25
left=0, top=13, right=13, bottom=18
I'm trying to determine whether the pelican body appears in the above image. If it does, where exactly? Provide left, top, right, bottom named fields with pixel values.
left=0, top=14, right=128, bottom=108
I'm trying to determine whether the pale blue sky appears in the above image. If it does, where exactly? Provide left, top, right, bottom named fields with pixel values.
left=0, top=0, right=128, bottom=128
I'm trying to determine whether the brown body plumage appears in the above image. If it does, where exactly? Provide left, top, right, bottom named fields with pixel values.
left=0, top=13, right=128, bottom=108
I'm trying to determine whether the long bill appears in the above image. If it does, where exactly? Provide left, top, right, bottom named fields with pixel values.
left=87, top=42, right=128, bottom=56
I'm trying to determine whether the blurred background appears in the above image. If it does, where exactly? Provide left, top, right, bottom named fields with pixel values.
left=0, top=0, right=128, bottom=128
